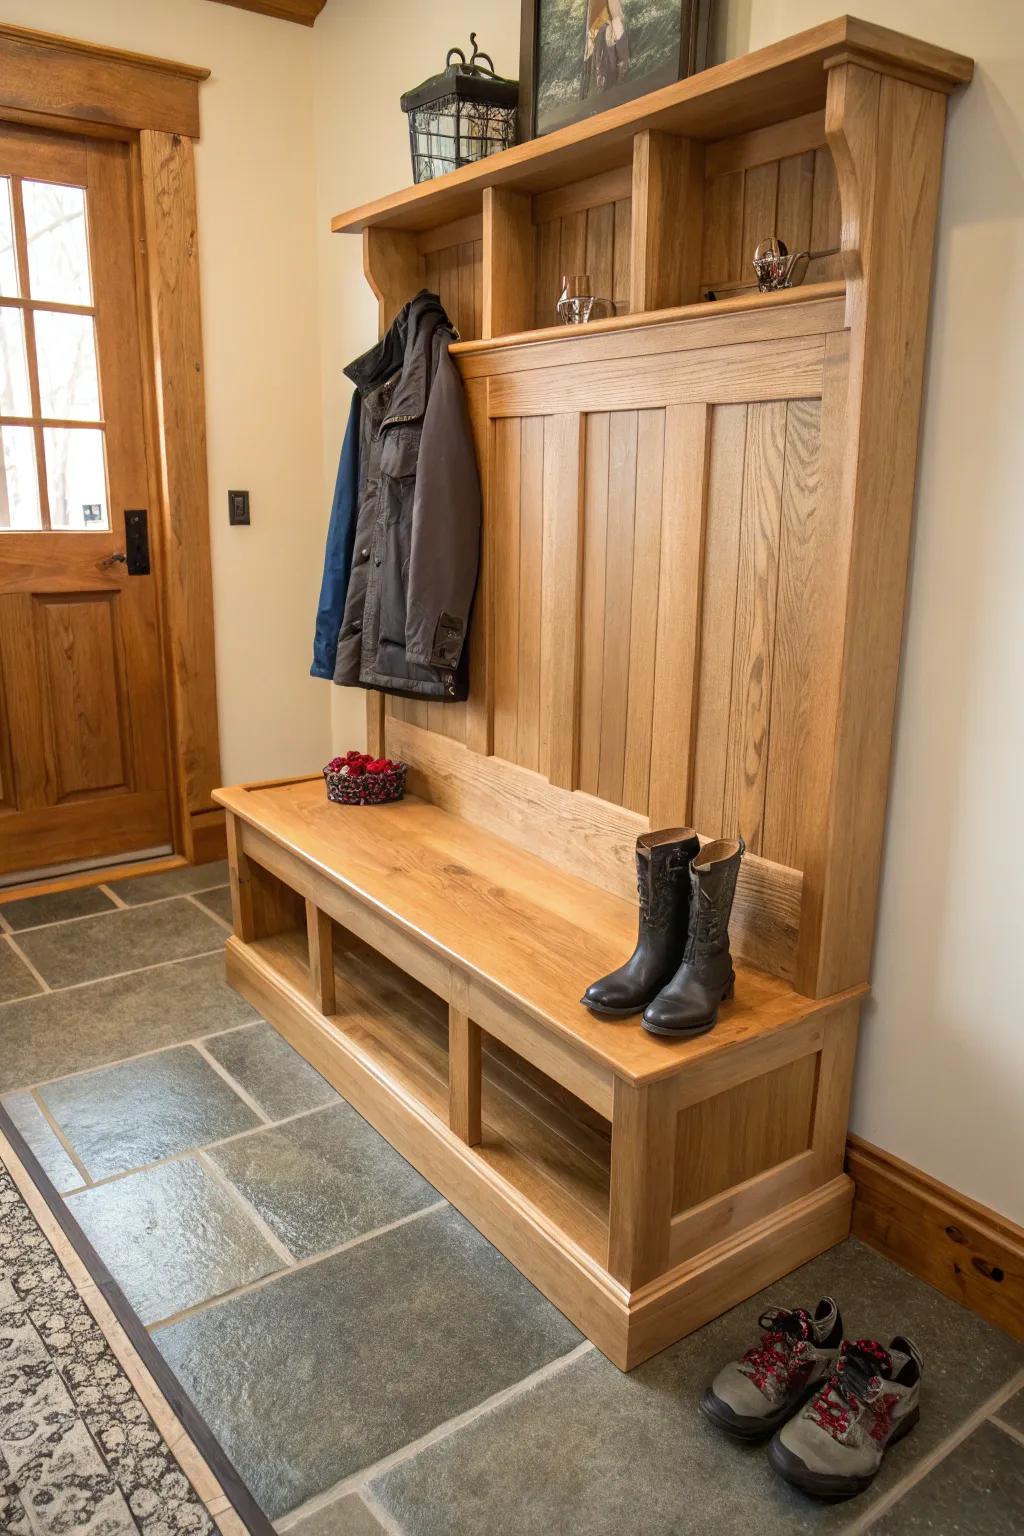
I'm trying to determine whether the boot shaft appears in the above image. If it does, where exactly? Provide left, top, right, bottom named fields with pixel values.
left=637, top=828, right=700, bottom=935
left=684, top=837, right=745, bottom=965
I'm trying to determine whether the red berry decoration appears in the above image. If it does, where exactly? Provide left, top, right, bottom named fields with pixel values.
left=323, top=748, right=407, bottom=805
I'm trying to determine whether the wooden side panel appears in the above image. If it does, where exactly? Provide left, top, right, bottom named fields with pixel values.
left=673, top=1050, right=819, bottom=1211
left=701, top=146, right=841, bottom=296
left=533, top=198, right=633, bottom=326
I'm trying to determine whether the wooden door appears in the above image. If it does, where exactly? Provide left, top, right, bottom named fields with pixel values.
left=0, top=125, right=171, bottom=878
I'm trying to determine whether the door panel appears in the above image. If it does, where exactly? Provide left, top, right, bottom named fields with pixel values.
left=0, top=124, right=171, bottom=876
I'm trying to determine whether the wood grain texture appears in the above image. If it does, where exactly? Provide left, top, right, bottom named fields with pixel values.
left=488, top=334, right=825, bottom=416
left=797, top=69, right=949, bottom=997
left=631, top=131, right=705, bottom=311
left=701, top=145, right=840, bottom=296
left=721, top=401, right=786, bottom=852
left=139, top=130, right=221, bottom=837
left=539, top=413, right=585, bottom=789
left=533, top=196, right=631, bottom=327
left=424, top=238, right=483, bottom=341
left=483, top=188, right=533, bottom=339
left=848, top=1137, right=1024, bottom=1343
left=609, top=1076, right=678, bottom=1288
left=673, top=1051, right=818, bottom=1211
left=305, top=897, right=336, bottom=1014
left=449, top=1006, right=483, bottom=1147
left=0, top=24, right=206, bottom=139
left=648, top=403, right=711, bottom=827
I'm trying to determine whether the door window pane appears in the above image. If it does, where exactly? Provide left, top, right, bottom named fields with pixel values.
left=0, top=426, right=41, bottom=529
left=35, top=311, right=101, bottom=421
left=0, top=178, right=17, bottom=297
left=0, top=307, right=31, bottom=416
left=44, top=426, right=108, bottom=529
left=23, top=181, right=91, bottom=306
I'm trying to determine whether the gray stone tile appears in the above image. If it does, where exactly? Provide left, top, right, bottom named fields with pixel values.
left=68, top=1157, right=283, bottom=1324
left=0, top=939, right=41, bottom=1004
left=0, top=953, right=258, bottom=1097
left=288, top=1494, right=387, bottom=1536
left=14, top=898, right=226, bottom=988
left=1, top=1090, right=84, bottom=1193
left=109, top=860, right=230, bottom=905
left=39, top=1046, right=262, bottom=1180
left=370, top=1238, right=1024, bottom=1536
left=209, top=1101, right=438, bottom=1259
left=202, top=1020, right=337, bottom=1120
left=156, top=1204, right=582, bottom=1518
left=0, top=885, right=117, bottom=931
left=997, top=1387, right=1024, bottom=1437
left=193, top=885, right=232, bottom=925
left=873, top=1420, right=1024, bottom=1533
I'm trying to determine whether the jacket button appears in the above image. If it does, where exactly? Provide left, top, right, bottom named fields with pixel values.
left=359, top=547, right=370, bottom=560
left=351, top=620, right=362, bottom=633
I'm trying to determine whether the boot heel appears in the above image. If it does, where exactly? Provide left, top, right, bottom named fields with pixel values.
left=721, top=976, right=735, bottom=1002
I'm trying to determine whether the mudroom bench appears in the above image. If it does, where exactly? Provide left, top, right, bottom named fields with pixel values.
left=216, top=773, right=863, bottom=1369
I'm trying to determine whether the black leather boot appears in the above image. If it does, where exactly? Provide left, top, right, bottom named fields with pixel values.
left=580, top=828, right=700, bottom=1018
left=642, top=837, right=745, bottom=1038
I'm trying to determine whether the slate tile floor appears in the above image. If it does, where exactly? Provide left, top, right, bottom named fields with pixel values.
left=0, top=866, right=1022, bottom=1535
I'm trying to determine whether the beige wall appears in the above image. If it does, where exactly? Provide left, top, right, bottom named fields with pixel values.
left=3, top=0, right=330, bottom=785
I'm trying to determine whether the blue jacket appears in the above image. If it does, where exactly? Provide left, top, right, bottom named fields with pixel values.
left=310, top=391, right=361, bottom=679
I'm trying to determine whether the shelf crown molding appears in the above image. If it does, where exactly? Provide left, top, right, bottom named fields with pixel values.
left=206, top=0, right=327, bottom=25
left=0, top=23, right=209, bottom=139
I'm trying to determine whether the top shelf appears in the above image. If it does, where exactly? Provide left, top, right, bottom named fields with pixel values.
left=331, top=15, right=972, bottom=236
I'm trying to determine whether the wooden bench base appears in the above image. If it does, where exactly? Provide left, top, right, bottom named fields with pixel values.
left=216, top=781, right=863, bottom=1369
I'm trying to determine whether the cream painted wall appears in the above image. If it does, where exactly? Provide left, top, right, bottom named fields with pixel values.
left=3, top=0, right=330, bottom=784
left=309, top=0, right=1024, bottom=1221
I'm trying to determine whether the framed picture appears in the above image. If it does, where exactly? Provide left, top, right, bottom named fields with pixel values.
left=520, top=0, right=713, bottom=140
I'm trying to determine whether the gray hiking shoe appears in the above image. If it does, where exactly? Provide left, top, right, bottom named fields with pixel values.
left=768, top=1335, right=923, bottom=1498
left=700, top=1299, right=842, bottom=1440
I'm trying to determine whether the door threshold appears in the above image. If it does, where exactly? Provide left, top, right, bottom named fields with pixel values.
left=0, top=846, right=181, bottom=903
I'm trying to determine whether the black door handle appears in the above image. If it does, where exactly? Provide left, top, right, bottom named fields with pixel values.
left=124, top=509, right=151, bottom=575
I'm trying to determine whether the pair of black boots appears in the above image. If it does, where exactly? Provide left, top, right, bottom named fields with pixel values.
left=581, top=829, right=744, bottom=1038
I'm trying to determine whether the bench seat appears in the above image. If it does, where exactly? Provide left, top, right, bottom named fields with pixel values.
left=215, top=775, right=864, bottom=1369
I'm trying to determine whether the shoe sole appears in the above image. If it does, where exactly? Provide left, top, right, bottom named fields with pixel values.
left=699, top=1381, right=819, bottom=1442
left=579, top=1000, right=644, bottom=1019
left=767, top=1407, right=919, bottom=1499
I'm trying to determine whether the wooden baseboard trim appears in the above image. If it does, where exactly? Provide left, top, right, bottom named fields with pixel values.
left=846, top=1135, right=1024, bottom=1341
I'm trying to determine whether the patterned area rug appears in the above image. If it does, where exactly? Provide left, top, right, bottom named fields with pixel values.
left=0, top=1153, right=216, bottom=1535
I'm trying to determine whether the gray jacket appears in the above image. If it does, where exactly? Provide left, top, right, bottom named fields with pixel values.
left=333, top=291, right=481, bottom=699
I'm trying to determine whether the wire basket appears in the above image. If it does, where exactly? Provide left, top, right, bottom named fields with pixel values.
left=323, top=754, right=407, bottom=806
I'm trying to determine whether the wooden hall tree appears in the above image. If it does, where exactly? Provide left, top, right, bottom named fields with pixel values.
left=218, top=18, right=974, bottom=1368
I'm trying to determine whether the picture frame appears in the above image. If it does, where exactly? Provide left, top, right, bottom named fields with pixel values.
left=519, top=0, right=713, bottom=141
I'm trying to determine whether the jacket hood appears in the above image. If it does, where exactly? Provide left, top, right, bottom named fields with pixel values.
left=344, top=290, right=453, bottom=424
